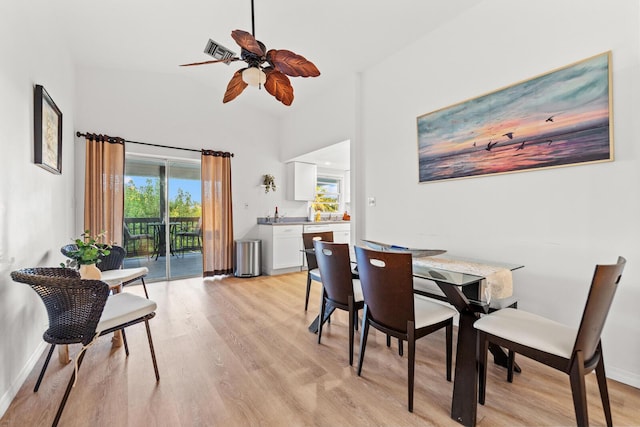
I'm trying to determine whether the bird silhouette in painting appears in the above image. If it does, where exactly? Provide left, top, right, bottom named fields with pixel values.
left=546, top=115, right=555, bottom=122
left=546, top=139, right=553, bottom=145
left=515, top=141, right=526, bottom=150
left=503, top=132, right=514, bottom=139
left=485, top=141, right=498, bottom=151
left=473, top=141, right=476, bottom=147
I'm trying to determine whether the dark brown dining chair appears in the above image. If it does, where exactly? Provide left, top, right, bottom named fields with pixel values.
left=474, top=256, right=626, bottom=427
left=314, top=240, right=364, bottom=365
left=354, top=246, right=457, bottom=412
left=302, top=231, right=333, bottom=311
left=10, top=267, right=160, bottom=427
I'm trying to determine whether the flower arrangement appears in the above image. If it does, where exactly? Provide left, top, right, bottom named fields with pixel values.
left=262, top=174, right=276, bottom=193
left=61, top=230, right=112, bottom=268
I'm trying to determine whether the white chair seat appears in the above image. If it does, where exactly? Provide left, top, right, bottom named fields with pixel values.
left=352, top=278, right=364, bottom=303
left=414, top=295, right=457, bottom=329
left=100, top=267, right=148, bottom=286
left=309, top=268, right=321, bottom=282
left=474, top=308, right=576, bottom=358
left=96, top=293, right=157, bottom=335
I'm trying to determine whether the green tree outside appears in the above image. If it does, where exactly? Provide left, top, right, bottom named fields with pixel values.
left=125, top=178, right=201, bottom=218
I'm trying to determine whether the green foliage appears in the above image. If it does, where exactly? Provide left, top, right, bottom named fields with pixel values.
left=312, top=187, right=339, bottom=212
left=170, top=188, right=201, bottom=217
left=125, top=178, right=160, bottom=218
left=61, top=230, right=111, bottom=267
left=125, top=177, right=201, bottom=218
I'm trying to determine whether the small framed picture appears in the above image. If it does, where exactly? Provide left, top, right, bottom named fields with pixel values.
left=34, top=84, right=63, bottom=174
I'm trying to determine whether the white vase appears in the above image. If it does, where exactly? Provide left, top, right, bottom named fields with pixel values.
left=79, top=263, right=102, bottom=280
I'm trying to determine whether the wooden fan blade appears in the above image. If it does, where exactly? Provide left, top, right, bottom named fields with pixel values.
left=264, top=68, right=294, bottom=106
left=223, top=69, right=249, bottom=103
left=231, top=30, right=265, bottom=57
left=180, top=58, right=240, bottom=67
left=266, top=49, right=320, bottom=77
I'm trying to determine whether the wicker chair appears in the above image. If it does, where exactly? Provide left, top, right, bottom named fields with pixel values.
left=61, top=244, right=150, bottom=298
left=10, top=267, right=159, bottom=427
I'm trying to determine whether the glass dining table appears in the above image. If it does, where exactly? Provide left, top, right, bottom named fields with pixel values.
left=306, top=245, right=523, bottom=427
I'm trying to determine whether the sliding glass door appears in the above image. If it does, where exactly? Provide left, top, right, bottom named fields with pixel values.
left=123, top=155, right=202, bottom=281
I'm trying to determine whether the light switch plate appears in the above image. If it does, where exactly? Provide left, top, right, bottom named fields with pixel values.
left=367, top=197, right=376, bottom=207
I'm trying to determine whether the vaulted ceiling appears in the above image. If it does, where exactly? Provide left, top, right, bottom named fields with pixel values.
left=55, top=0, right=481, bottom=114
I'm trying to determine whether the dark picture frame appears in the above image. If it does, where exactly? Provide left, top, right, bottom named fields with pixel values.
left=416, top=52, right=613, bottom=183
left=34, top=84, right=63, bottom=174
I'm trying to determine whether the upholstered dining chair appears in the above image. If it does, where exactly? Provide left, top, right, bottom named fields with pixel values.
left=302, top=231, right=333, bottom=311
left=62, top=244, right=150, bottom=298
left=314, top=240, right=364, bottom=365
left=10, top=267, right=160, bottom=427
left=354, top=246, right=458, bottom=412
left=474, top=256, right=626, bottom=427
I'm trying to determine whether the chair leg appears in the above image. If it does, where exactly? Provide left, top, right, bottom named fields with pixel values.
left=140, top=277, right=149, bottom=299
left=144, top=319, right=160, bottom=381
left=407, top=323, right=416, bottom=412
left=121, top=328, right=129, bottom=356
left=357, top=306, right=370, bottom=376
left=348, top=297, right=355, bottom=366
left=507, top=349, right=515, bottom=383
left=398, top=338, right=403, bottom=356
left=478, top=332, right=489, bottom=405
left=446, top=321, right=452, bottom=381
left=569, top=351, right=589, bottom=427
left=52, top=349, right=87, bottom=427
left=305, top=273, right=312, bottom=311
left=595, top=347, right=613, bottom=427
left=317, top=290, right=326, bottom=344
left=386, top=335, right=391, bottom=347
left=34, top=344, right=56, bottom=392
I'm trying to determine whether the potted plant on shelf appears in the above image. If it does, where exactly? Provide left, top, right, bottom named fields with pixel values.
left=61, top=230, right=111, bottom=279
left=262, top=174, right=276, bottom=193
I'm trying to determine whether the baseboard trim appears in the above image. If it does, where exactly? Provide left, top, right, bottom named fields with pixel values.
left=0, top=341, right=47, bottom=419
left=607, top=366, right=640, bottom=389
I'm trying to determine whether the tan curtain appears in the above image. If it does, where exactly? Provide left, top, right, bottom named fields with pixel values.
left=83, top=134, right=125, bottom=245
left=201, top=150, right=234, bottom=276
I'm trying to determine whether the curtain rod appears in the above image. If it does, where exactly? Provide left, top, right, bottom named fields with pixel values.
left=75, top=131, right=234, bottom=157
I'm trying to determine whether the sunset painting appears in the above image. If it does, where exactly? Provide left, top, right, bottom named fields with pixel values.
left=417, top=52, right=612, bottom=183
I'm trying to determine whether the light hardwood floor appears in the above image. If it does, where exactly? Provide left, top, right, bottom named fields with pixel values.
left=2, top=272, right=639, bottom=427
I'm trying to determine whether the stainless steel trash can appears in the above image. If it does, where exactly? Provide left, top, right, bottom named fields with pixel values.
left=234, top=239, right=261, bottom=277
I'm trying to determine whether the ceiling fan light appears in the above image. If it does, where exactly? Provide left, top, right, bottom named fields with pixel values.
left=242, top=67, right=266, bottom=87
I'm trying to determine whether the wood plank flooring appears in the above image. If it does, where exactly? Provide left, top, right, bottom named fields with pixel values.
left=2, top=272, right=640, bottom=426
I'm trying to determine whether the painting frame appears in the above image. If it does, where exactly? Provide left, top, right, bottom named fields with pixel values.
left=416, top=51, right=613, bottom=183
left=34, top=84, right=63, bottom=174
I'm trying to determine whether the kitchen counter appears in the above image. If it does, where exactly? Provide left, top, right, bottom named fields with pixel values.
left=257, top=217, right=350, bottom=226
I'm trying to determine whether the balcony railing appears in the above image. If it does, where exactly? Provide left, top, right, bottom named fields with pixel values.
left=124, top=217, right=200, bottom=258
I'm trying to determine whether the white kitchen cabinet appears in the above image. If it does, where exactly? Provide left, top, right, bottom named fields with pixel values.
left=303, top=222, right=351, bottom=244
left=286, top=162, right=317, bottom=201
left=332, top=223, right=351, bottom=244
left=258, top=224, right=303, bottom=275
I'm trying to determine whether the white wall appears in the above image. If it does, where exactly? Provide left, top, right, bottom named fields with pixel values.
left=279, top=76, right=358, bottom=219
left=75, top=66, right=284, bottom=240
left=359, top=0, right=640, bottom=386
left=0, top=1, right=77, bottom=415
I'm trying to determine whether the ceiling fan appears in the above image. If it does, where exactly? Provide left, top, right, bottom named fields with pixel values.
left=180, top=0, right=320, bottom=106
